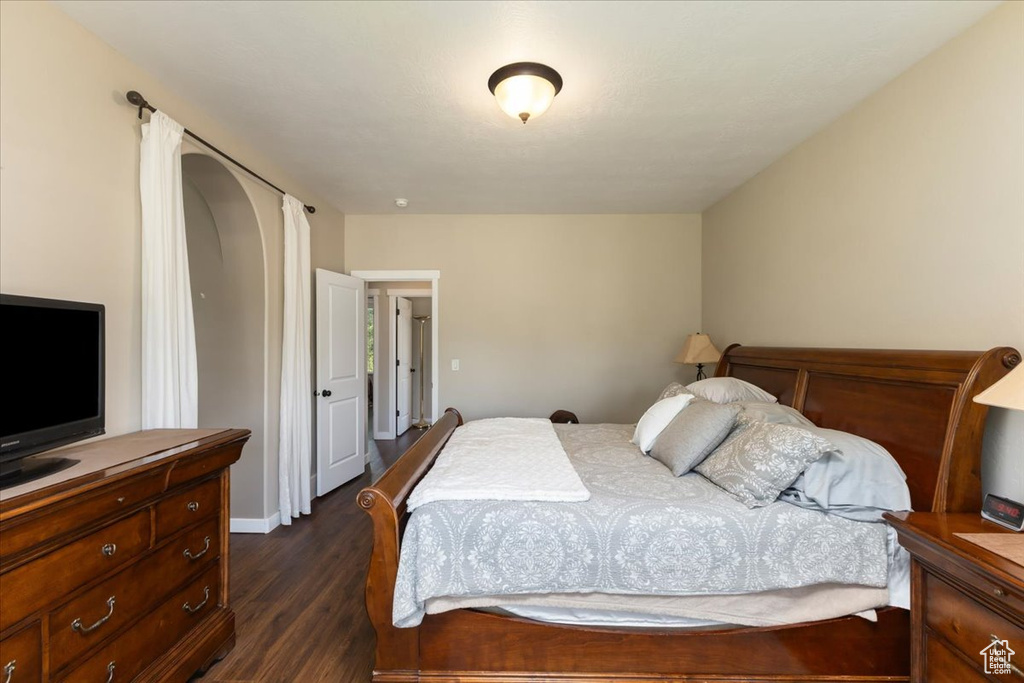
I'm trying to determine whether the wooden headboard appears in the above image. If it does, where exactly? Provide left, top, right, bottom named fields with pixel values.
left=715, top=345, right=1020, bottom=513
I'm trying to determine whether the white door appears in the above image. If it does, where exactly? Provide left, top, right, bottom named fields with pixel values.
left=315, top=269, right=365, bottom=496
left=395, top=296, right=412, bottom=436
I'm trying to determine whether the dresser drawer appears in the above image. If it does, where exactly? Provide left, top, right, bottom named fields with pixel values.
left=48, top=516, right=221, bottom=673
left=0, top=624, right=42, bottom=683
left=925, top=572, right=1024, bottom=666
left=0, top=511, right=150, bottom=632
left=154, top=477, right=220, bottom=540
left=57, top=564, right=220, bottom=683
left=924, top=632, right=988, bottom=683
left=0, top=468, right=165, bottom=562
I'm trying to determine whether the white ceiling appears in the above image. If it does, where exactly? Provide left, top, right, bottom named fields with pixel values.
left=55, top=0, right=999, bottom=214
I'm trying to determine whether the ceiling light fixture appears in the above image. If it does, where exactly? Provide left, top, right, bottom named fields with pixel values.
left=487, top=62, right=563, bottom=124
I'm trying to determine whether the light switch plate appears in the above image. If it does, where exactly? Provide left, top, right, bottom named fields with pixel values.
left=451, top=359, right=460, bottom=371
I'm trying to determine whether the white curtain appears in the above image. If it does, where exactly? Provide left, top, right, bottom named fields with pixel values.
left=140, top=111, right=198, bottom=429
left=279, top=194, right=313, bottom=524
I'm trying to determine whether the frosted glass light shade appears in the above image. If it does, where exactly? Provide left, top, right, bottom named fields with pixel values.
left=493, top=75, right=556, bottom=123
left=488, top=62, right=563, bottom=124
left=974, top=365, right=1024, bottom=411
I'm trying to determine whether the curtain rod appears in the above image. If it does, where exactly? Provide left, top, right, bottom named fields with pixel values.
left=125, top=90, right=316, bottom=214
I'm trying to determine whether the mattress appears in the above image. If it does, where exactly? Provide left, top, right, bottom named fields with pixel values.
left=394, top=423, right=897, bottom=628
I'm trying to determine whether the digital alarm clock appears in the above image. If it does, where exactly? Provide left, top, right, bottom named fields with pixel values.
left=982, top=494, right=1024, bottom=532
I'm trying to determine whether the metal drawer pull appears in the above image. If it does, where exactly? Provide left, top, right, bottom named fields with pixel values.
left=182, top=586, right=211, bottom=614
left=105, top=661, right=115, bottom=683
left=994, top=586, right=1006, bottom=597
left=3, top=660, right=14, bottom=683
left=183, top=536, right=211, bottom=560
left=71, top=595, right=116, bottom=634
left=187, top=501, right=200, bottom=512
left=101, top=543, right=117, bottom=557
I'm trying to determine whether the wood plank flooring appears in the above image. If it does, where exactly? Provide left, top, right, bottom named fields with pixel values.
left=199, top=429, right=425, bottom=683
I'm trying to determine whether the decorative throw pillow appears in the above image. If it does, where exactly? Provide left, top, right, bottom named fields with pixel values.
left=686, top=377, right=778, bottom=405
left=650, top=399, right=741, bottom=476
left=632, top=394, right=695, bottom=453
left=695, top=421, right=835, bottom=508
left=657, top=382, right=688, bottom=401
left=734, top=401, right=814, bottom=427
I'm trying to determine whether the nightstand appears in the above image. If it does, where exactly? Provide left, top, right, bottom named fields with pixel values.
left=886, top=512, right=1024, bottom=682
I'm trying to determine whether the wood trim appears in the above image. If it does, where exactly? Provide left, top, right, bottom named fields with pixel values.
left=360, top=346, right=1018, bottom=682
left=386, top=288, right=432, bottom=298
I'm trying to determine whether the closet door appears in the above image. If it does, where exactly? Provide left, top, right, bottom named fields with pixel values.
left=395, top=297, right=412, bottom=436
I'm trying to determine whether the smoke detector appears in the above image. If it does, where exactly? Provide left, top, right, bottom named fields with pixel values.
left=395, top=198, right=409, bottom=208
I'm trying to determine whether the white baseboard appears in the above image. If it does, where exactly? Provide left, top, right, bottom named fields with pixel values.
left=230, top=512, right=281, bottom=534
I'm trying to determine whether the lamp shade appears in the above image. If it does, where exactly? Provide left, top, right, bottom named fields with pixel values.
left=675, top=334, right=722, bottom=365
left=973, top=365, right=1024, bottom=411
left=488, top=62, right=563, bottom=124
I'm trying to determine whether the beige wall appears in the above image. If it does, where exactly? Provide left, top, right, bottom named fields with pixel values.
left=346, top=214, right=703, bottom=424
left=0, top=1, right=345, bottom=521
left=702, top=3, right=1024, bottom=501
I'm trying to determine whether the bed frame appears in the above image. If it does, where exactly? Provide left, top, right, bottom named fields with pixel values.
left=358, top=345, right=1019, bottom=682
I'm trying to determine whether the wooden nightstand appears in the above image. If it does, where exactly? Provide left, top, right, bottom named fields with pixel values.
left=886, top=512, right=1024, bottom=682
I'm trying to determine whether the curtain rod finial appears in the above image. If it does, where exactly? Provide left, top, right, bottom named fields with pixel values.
left=305, top=205, right=316, bottom=214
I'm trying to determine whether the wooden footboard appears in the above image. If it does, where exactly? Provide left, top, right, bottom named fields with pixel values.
left=358, top=408, right=464, bottom=678
left=357, top=346, right=1018, bottom=682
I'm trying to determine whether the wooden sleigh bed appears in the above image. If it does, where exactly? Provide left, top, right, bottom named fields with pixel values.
left=358, top=345, right=1019, bottom=682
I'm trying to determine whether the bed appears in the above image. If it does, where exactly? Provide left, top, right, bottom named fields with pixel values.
left=358, top=344, right=1019, bottom=682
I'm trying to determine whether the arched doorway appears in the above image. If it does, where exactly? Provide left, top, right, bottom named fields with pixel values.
left=181, top=153, right=266, bottom=521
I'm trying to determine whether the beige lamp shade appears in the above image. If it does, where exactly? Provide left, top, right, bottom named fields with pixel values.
left=675, top=334, right=722, bottom=365
left=973, top=365, right=1024, bottom=411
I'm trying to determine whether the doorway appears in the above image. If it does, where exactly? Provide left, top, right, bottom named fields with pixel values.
left=181, top=154, right=265, bottom=517
left=352, top=270, right=439, bottom=441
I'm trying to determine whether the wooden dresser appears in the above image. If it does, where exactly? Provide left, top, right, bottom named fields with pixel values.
left=0, top=428, right=249, bottom=682
left=886, top=512, right=1024, bottom=683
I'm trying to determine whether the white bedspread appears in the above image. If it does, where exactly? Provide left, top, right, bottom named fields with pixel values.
left=406, top=418, right=590, bottom=510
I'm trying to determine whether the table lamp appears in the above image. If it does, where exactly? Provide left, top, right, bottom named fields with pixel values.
left=973, top=364, right=1024, bottom=411
left=675, top=333, right=722, bottom=381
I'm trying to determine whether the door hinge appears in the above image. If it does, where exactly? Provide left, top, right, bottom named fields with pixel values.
left=396, top=359, right=400, bottom=367
left=396, top=307, right=400, bottom=318
left=396, top=409, right=400, bottom=417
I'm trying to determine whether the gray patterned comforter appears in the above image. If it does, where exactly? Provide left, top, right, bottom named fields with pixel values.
left=393, top=423, right=890, bottom=627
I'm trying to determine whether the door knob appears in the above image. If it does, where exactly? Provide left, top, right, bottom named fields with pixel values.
left=321, top=389, right=332, bottom=397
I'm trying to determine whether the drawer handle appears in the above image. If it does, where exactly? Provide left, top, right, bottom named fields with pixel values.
left=105, top=661, right=115, bottom=683
left=101, top=543, right=117, bottom=557
left=994, top=586, right=1007, bottom=597
left=187, top=501, right=200, bottom=512
left=183, top=536, right=212, bottom=561
left=182, top=585, right=211, bottom=614
left=71, top=595, right=116, bottom=634
left=3, top=660, right=14, bottom=683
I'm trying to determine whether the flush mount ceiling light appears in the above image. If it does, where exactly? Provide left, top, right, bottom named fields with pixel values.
left=487, top=62, right=563, bottom=124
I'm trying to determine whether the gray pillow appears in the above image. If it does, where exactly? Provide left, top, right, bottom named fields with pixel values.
left=695, top=419, right=835, bottom=508
left=779, top=426, right=911, bottom=520
left=734, top=401, right=815, bottom=427
left=650, top=400, right=741, bottom=476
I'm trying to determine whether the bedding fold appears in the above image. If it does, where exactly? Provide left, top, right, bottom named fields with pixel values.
left=406, top=418, right=589, bottom=510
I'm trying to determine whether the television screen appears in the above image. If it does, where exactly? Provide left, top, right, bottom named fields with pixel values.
left=0, top=294, right=105, bottom=462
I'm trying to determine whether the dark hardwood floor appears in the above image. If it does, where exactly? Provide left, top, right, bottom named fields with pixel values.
left=199, top=428, right=426, bottom=683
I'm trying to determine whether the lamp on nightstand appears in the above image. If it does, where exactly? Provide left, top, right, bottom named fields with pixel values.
left=675, top=333, right=722, bottom=381
left=973, top=364, right=1024, bottom=411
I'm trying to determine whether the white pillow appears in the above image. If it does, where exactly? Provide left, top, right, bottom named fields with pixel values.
left=686, top=378, right=777, bottom=405
left=632, top=394, right=695, bottom=453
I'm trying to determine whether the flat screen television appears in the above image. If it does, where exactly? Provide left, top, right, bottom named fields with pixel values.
left=1, top=293, right=105, bottom=487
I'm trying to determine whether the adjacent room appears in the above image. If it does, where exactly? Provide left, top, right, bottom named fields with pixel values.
left=0, top=2, right=1021, bottom=682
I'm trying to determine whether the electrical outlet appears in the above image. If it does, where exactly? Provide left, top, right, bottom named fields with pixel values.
left=451, top=359, right=460, bottom=371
